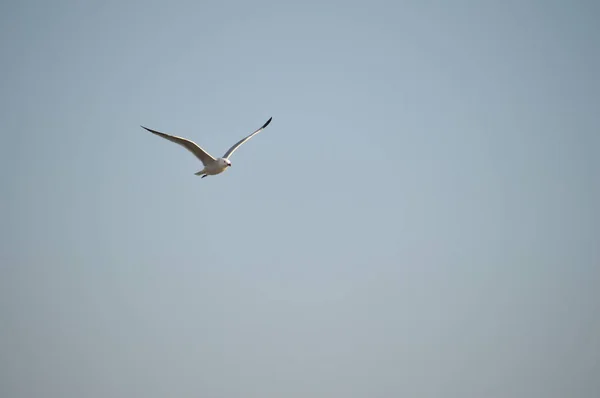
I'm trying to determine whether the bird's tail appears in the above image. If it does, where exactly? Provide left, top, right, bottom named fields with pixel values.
left=194, top=166, right=208, bottom=176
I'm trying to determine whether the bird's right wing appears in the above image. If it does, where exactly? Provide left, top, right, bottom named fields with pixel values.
left=222, top=117, right=272, bottom=160
left=141, top=126, right=215, bottom=166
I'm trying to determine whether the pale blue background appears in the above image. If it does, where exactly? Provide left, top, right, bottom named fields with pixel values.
left=1, top=1, right=599, bottom=397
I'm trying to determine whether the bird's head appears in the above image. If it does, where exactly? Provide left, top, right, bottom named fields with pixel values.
left=219, top=158, right=232, bottom=167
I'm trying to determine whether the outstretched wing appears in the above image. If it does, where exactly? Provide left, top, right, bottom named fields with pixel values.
left=141, top=126, right=215, bottom=166
left=222, top=117, right=272, bottom=160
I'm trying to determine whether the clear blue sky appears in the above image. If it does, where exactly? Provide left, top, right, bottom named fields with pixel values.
left=1, top=1, right=599, bottom=397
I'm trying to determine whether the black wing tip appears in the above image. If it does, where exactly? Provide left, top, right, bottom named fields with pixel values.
left=141, top=125, right=162, bottom=134
left=262, top=117, right=273, bottom=129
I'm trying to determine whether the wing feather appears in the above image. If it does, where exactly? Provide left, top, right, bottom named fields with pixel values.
left=141, top=126, right=215, bottom=166
left=222, top=117, right=272, bottom=160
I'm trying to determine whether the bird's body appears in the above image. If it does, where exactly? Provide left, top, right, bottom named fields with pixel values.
left=141, top=117, right=272, bottom=179
left=195, top=158, right=232, bottom=177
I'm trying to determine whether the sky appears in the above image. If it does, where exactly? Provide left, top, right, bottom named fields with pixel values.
left=1, top=0, right=599, bottom=397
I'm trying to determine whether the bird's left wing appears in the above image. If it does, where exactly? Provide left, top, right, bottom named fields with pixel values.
left=222, top=117, right=272, bottom=160
left=141, top=126, right=215, bottom=166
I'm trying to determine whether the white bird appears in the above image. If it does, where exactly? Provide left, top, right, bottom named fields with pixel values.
left=141, top=117, right=272, bottom=178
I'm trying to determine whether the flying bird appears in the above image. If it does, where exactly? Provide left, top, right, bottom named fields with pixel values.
left=141, top=117, right=272, bottom=178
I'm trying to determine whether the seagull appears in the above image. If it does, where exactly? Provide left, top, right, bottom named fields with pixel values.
left=141, top=117, right=272, bottom=178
